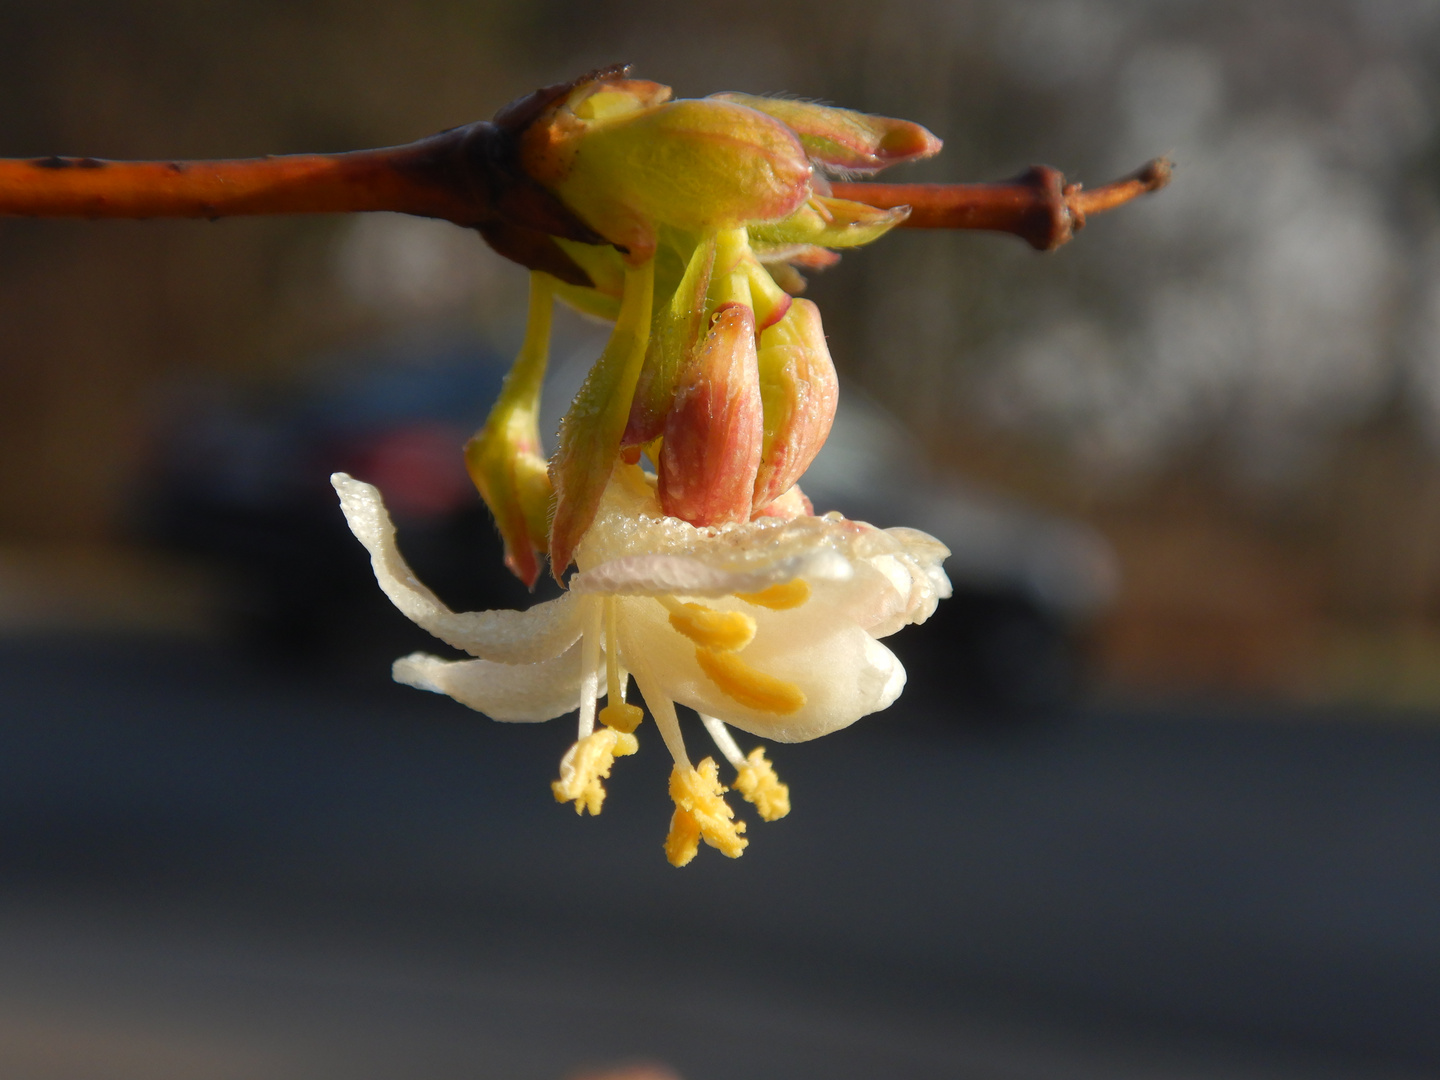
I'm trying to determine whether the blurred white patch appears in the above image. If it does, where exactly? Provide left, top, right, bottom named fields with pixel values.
left=985, top=104, right=1400, bottom=485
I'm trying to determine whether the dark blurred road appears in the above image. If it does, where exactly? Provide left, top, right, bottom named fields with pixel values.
left=0, top=634, right=1437, bottom=1079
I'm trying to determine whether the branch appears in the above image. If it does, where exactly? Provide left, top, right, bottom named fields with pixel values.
left=0, top=127, right=1170, bottom=266
left=831, top=157, right=1172, bottom=251
left=0, top=134, right=482, bottom=223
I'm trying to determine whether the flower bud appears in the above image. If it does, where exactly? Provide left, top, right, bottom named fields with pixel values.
left=521, top=76, right=812, bottom=264
left=752, top=298, right=838, bottom=513
left=465, top=428, right=552, bottom=586
left=658, top=303, right=764, bottom=527
left=624, top=235, right=716, bottom=448
left=710, top=94, right=942, bottom=174
left=549, top=260, right=656, bottom=578
left=751, top=483, right=814, bottom=520
left=465, top=275, right=558, bottom=586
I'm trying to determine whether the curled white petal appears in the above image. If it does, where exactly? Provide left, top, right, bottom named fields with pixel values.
left=393, top=646, right=586, bottom=722
left=570, top=549, right=851, bottom=598
left=574, top=467, right=950, bottom=636
left=333, top=473, right=581, bottom=663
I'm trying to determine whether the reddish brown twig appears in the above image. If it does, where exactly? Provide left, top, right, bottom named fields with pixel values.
left=0, top=120, right=607, bottom=286
left=832, top=157, right=1172, bottom=251
left=0, top=138, right=481, bottom=222
left=0, top=128, right=1170, bottom=264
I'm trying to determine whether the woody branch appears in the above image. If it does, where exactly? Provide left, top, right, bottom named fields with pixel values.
left=0, top=128, right=1170, bottom=252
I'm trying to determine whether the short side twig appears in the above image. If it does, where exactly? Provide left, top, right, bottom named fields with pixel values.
left=832, top=157, right=1172, bottom=251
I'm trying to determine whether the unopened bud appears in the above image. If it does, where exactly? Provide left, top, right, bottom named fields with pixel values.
left=752, top=299, right=838, bottom=513
left=658, top=304, right=764, bottom=526
left=466, top=419, right=552, bottom=587
left=710, top=94, right=942, bottom=174
left=465, top=274, right=558, bottom=586
left=522, top=76, right=812, bottom=264
left=751, top=483, right=814, bottom=520
left=624, top=235, right=717, bottom=448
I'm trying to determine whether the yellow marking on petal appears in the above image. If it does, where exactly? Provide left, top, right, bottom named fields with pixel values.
left=733, top=747, right=791, bottom=821
left=695, top=647, right=807, bottom=714
left=551, top=729, right=638, bottom=816
left=665, top=759, right=747, bottom=866
left=736, top=578, right=811, bottom=610
left=600, top=701, right=644, bottom=733
left=662, top=599, right=757, bottom=651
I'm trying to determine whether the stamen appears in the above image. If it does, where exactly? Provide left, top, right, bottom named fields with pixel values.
left=699, top=713, right=747, bottom=768
left=665, top=805, right=702, bottom=868
left=551, top=728, right=639, bottom=816
left=736, top=578, right=811, bottom=610
left=630, top=667, right=692, bottom=771
left=600, top=700, right=644, bottom=733
left=701, top=715, right=790, bottom=821
left=600, top=599, right=644, bottom=733
left=733, top=747, right=791, bottom=821
left=695, top=647, right=807, bottom=714
left=659, top=596, right=757, bottom=651
left=576, top=596, right=604, bottom=739
left=664, top=759, right=748, bottom=867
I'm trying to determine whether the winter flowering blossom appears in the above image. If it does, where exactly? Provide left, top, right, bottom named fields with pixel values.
left=335, top=464, right=948, bottom=865
left=343, top=66, right=955, bottom=864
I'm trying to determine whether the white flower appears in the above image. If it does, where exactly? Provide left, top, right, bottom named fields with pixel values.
left=332, top=465, right=949, bottom=865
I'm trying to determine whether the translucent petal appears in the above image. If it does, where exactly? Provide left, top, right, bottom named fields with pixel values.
left=392, top=646, right=587, bottom=722
left=332, top=473, right=581, bottom=663
left=571, top=549, right=851, bottom=598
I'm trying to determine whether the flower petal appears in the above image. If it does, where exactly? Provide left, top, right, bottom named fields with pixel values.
left=392, top=645, right=587, bottom=722
left=332, top=473, right=582, bottom=663
left=571, top=549, right=850, bottom=598
left=615, top=595, right=905, bottom=742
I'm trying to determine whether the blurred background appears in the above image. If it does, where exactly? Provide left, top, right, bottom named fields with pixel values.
left=1, top=1, right=1439, bottom=1077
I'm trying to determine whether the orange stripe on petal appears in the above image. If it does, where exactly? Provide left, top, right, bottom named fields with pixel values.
left=695, top=647, right=806, bottom=714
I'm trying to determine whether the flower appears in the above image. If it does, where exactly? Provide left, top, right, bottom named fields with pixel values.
left=333, top=464, right=950, bottom=865
left=331, top=68, right=954, bottom=865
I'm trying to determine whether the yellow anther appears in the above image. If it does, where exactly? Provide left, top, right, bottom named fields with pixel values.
left=733, top=747, right=791, bottom=821
left=664, top=806, right=703, bottom=867
left=695, top=647, right=807, bottom=714
left=551, top=728, right=639, bottom=816
left=736, top=578, right=811, bottom=610
left=600, top=700, right=644, bottom=733
left=664, top=759, right=747, bottom=866
left=665, top=600, right=756, bottom=651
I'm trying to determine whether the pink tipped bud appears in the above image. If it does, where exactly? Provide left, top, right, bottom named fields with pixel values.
left=752, top=298, right=838, bottom=513
left=658, top=304, right=764, bottom=526
left=710, top=94, right=942, bottom=174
